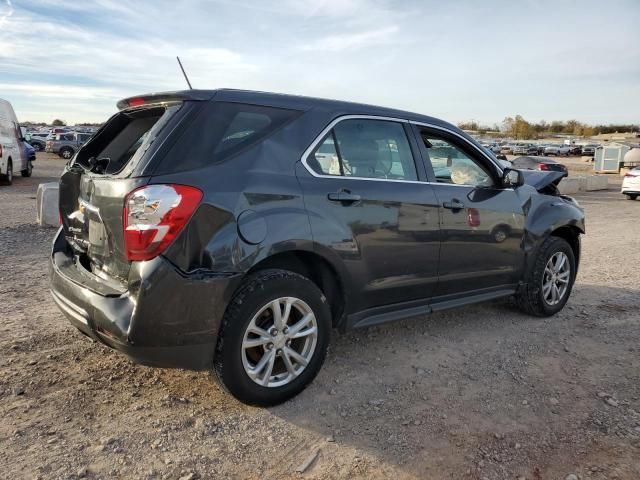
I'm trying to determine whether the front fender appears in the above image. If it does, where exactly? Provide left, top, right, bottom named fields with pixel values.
left=521, top=193, right=585, bottom=271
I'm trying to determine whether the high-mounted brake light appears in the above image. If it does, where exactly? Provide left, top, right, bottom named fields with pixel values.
left=127, top=97, right=146, bottom=107
left=123, top=184, right=202, bottom=261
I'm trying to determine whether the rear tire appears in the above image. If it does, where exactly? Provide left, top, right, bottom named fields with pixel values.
left=21, top=160, right=33, bottom=177
left=2, top=160, right=13, bottom=185
left=626, top=194, right=638, bottom=200
left=214, top=269, right=331, bottom=406
left=516, top=236, right=576, bottom=317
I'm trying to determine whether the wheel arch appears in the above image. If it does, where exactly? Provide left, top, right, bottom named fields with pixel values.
left=549, top=224, right=582, bottom=267
left=246, top=249, right=347, bottom=327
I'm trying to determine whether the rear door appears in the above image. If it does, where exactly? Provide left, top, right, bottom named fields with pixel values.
left=59, top=103, right=187, bottom=283
left=412, top=124, right=526, bottom=299
left=297, top=116, right=441, bottom=313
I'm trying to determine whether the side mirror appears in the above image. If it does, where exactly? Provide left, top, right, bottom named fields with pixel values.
left=502, top=167, right=524, bottom=188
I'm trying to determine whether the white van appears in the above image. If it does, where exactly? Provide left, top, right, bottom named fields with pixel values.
left=0, top=98, right=31, bottom=185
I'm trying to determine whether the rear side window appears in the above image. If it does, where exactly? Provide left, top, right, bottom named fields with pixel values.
left=156, top=102, right=299, bottom=174
left=307, top=119, right=418, bottom=181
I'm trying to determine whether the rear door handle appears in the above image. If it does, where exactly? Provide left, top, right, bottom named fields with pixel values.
left=328, top=191, right=361, bottom=203
left=443, top=199, right=465, bottom=210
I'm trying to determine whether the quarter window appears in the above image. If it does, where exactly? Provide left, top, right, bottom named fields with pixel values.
left=308, top=119, right=418, bottom=181
left=421, top=134, right=494, bottom=187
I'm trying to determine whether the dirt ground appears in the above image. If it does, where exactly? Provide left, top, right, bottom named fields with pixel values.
left=1, top=154, right=638, bottom=480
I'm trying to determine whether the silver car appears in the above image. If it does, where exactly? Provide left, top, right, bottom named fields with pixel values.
left=544, top=144, right=571, bottom=156
left=45, top=132, right=93, bottom=159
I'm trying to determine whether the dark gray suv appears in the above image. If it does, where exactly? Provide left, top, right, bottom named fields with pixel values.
left=50, top=89, right=585, bottom=405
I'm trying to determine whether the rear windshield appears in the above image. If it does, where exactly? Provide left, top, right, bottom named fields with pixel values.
left=74, top=104, right=181, bottom=175
left=154, top=101, right=299, bottom=174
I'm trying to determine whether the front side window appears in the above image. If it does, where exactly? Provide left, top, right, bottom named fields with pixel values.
left=421, top=133, right=494, bottom=187
left=308, top=119, right=418, bottom=181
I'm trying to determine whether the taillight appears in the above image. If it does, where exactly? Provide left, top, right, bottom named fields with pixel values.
left=537, top=163, right=550, bottom=171
left=0, top=144, right=3, bottom=158
left=123, top=184, right=202, bottom=261
left=624, top=173, right=639, bottom=178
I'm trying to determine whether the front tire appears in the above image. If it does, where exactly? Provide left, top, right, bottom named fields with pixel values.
left=626, top=194, right=637, bottom=200
left=517, top=236, right=576, bottom=317
left=21, top=160, right=33, bottom=177
left=214, top=269, right=331, bottom=406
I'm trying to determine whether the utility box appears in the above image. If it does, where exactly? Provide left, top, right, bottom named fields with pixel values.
left=36, top=182, right=60, bottom=227
left=594, top=143, right=630, bottom=173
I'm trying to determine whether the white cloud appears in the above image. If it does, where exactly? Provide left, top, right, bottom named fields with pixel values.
left=299, top=25, right=399, bottom=52
left=0, top=83, right=124, bottom=99
left=0, top=0, right=13, bottom=28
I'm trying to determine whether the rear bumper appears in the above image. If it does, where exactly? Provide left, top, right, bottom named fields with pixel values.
left=49, top=228, right=242, bottom=370
left=621, top=182, right=640, bottom=194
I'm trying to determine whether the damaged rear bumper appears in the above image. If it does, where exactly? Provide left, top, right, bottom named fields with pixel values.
left=49, top=228, right=241, bottom=370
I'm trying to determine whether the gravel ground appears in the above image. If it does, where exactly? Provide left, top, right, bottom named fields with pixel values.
left=1, top=154, right=639, bottom=480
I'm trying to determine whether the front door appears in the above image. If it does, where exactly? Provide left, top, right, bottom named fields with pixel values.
left=297, top=117, right=441, bottom=313
left=412, top=125, right=526, bottom=299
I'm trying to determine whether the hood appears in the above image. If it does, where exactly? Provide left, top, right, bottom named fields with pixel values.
left=520, top=169, right=567, bottom=192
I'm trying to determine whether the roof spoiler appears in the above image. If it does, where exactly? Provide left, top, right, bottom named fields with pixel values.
left=116, top=90, right=214, bottom=110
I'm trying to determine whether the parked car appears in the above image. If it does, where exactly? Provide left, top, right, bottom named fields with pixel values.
left=526, top=144, right=538, bottom=155
left=45, top=132, right=93, bottom=159
left=482, top=144, right=502, bottom=154
left=569, top=145, right=582, bottom=155
left=501, top=144, right=515, bottom=154
left=18, top=139, right=35, bottom=177
left=50, top=89, right=585, bottom=406
left=544, top=144, right=571, bottom=156
left=511, top=156, right=568, bottom=173
left=536, top=144, right=547, bottom=155
left=512, top=144, right=528, bottom=155
left=621, top=166, right=640, bottom=200
left=25, top=132, right=48, bottom=151
left=581, top=144, right=598, bottom=157
left=0, top=98, right=32, bottom=184
left=513, top=144, right=538, bottom=156
left=49, top=127, right=70, bottom=136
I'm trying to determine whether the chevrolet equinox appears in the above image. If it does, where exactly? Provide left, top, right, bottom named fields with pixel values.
left=50, top=89, right=585, bottom=405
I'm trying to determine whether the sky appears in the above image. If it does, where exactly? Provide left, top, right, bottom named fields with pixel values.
left=0, top=0, right=638, bottom=125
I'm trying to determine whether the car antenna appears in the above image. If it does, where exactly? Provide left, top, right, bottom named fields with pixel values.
left=176, top=56, right=193, bottom=90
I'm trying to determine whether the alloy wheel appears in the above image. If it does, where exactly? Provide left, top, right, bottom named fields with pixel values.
left=241, top=297, right=318, bottom=388
left=542, top=252, right=570, bottom=306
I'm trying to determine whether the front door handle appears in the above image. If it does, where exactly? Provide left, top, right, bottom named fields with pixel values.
left=328, top=191, right=361, bottom=203
left=443, top=199, right=465, bottom=210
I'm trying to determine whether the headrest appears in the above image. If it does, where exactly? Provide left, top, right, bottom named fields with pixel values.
left=340, top=138, right=379, bottom=166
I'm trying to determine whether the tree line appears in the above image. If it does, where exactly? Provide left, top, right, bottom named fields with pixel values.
left=458, top=116, right=639, bottom=139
